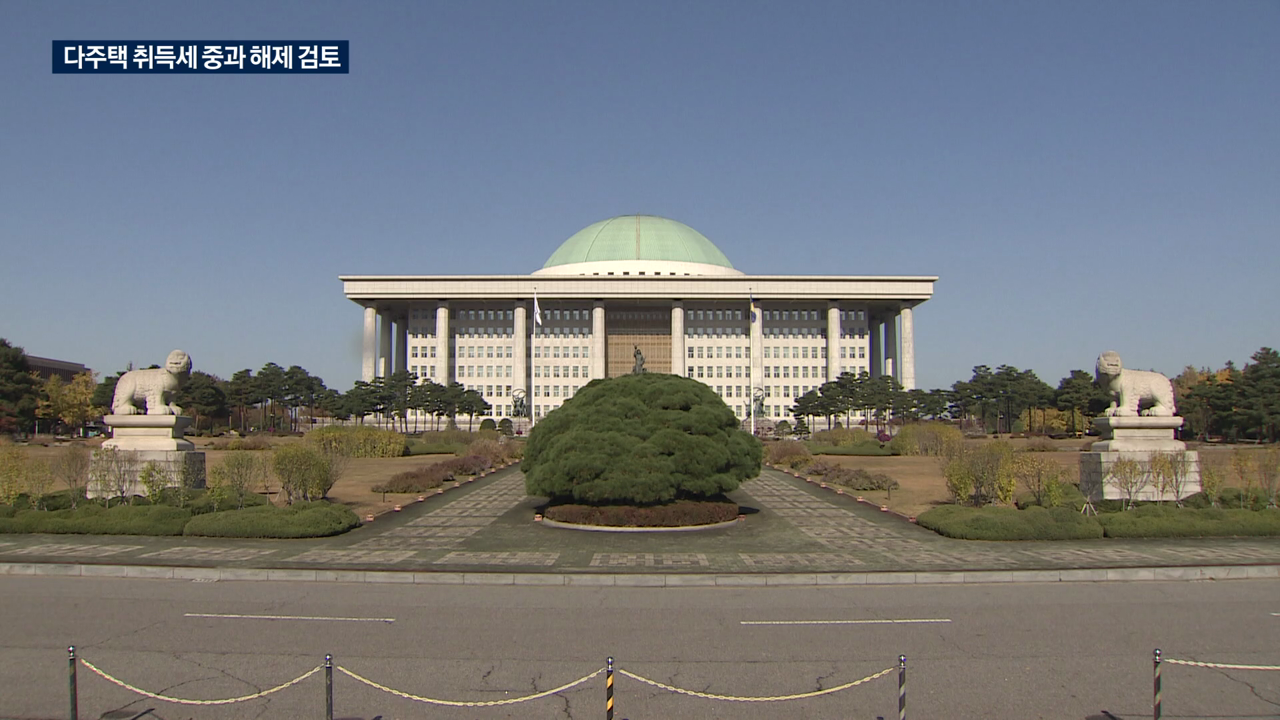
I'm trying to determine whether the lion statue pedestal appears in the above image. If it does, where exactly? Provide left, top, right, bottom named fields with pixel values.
left=1079, top=352, right=1200, bottom=504
left=88, top=350, right=206, bottom=499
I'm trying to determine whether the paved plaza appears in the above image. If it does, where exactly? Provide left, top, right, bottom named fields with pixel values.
left=1, top=465, right=1279, bottom=574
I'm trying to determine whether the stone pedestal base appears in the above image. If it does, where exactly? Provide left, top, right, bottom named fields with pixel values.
left=1080, top=415, right=1200, bottom=503
left=90, top=415, right=206, bottom=498
left=1080, top=450, right=1201, bottom=503
left=1088, top=416, right=1187, bottom=452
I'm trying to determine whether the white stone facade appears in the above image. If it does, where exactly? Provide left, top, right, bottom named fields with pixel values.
left=342, top=274, right=935, bottom=424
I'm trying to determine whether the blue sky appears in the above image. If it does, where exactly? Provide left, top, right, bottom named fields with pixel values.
left=3, top=2, right=1276, bottom=392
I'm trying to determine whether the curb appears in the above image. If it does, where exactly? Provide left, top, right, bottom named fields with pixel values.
left=536, top=516, right=743, bottom=533
left=3, top=562, right=1277, bottom=587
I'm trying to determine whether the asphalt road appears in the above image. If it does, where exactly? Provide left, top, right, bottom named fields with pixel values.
left=1, top=576, right=1278, bottom=720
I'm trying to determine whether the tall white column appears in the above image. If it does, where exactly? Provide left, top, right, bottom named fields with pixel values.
left=435, top=303, right=450, bottom=383
left=884, top=312, right=898, bottom=382
left=513, top=302, right=527, bottom=399
left=591, top=301, right=606, bottom=379
left=378, top=311, right=393, bottom=378
left=900, top=306, right=916, bottom=390
left=670, top=301, right=685, bottom=377
left=361, top=306, right=377, bottom=382
left=826, top=302, right=840, bottom=385
left=394, top=315, right=408, bottom=375
left=750, top=297, right=764, bottom=417
left=868, top=316, right=881, bottom=378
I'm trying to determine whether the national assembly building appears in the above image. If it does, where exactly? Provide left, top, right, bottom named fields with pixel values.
left=341, top=215, right=936, bottom=426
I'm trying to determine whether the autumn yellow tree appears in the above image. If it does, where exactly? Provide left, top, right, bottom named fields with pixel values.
left=37, top=372, right=98, bottom=433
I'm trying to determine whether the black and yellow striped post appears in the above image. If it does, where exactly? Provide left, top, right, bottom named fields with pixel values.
left=1153, top=649, right=1162, bottom=720
left=325, top=654, right=334, bottom=720
left=68, top=645, right=78, bottom=720
left=605, top=656, right=614, bottom=720
left=898, top=654, right=907, bottom=720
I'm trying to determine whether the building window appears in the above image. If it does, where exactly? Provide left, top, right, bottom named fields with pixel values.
left=688, top=346, right=694, bottom=358
left=697, top=366, right=704, bottom=379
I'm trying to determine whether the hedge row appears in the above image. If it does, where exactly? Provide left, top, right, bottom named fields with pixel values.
left=0, top=498, right=359, bottom=538
left=307, top=426, right=406, bottom=458
left=917, top=505, right=1104, bottom=541
left=544, top=500, right=739, bottom=527
left=807, top=462, right=899, bottom=492
left=918, top=504, right=1280, bottom=541
left=0, top=504, right=193, bottom=536
left=183, top=502, right=360, bottom=538
left=372, top=455, right=494, bottom=494
left=1097, top=505, right=1280, bottom=538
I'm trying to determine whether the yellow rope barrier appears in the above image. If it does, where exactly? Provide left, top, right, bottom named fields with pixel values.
left=79, top=659, right=323, bottom=705
left=1163, top=658, right=1280, bottom=671
left=336, top=665, right=604, bottom=707
left=617, top=666, right=896, bottom=702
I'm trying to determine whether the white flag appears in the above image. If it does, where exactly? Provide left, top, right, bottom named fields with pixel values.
left=533, top=291, right=543, bottom=326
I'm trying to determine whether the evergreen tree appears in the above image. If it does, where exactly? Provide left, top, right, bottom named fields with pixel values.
left=0, top=339, right=39, bottom=433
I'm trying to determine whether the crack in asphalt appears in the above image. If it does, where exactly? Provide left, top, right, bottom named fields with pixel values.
left=1211, top=668, right=1280, bottom=711
left=814, top=662, right=838, bottom=691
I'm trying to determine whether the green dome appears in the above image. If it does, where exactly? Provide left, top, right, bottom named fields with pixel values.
left=542, top=215, right=735, bottom=270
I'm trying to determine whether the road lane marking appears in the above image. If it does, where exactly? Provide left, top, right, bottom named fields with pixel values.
left=185, top=613, right=395, bottom=623
left=741, top=618, right=951, bottom=626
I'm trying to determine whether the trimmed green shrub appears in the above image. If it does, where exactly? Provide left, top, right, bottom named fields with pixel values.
left=183, top=502, right=360, bottom=538
left=544, top=500, right=738, bottom=527
left=916, top=505, right=1104, bottom=541
left=0, top=504, right=192, bottom=536
left=810, top=427, right=872, bottom=446
left=307, top=426, right=406, bottom=458
left=522, top=374, right=761, bottom=504
left=406, top=441, right=467, bottom=456
left=479, top=418, right=497, bottom=432
left=181, top=488, right=269, bottom=515
left=1098, top=505, right=1280, bottom=538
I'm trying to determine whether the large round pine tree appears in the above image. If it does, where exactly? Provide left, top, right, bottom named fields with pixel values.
left=521, top=374, right=762, bottom=505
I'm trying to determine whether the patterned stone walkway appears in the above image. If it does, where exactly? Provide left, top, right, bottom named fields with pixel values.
left=1, top=466, right=1280, bottom=574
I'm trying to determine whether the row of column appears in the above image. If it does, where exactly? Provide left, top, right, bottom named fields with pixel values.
left=362, top=300, right=916, bottom=391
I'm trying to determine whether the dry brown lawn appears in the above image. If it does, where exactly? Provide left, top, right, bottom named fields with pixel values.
left=811, top=439, right=1259, bottom=519
left=18, top=435, right=456, bottom=520
left=14, top=434, right=1269, bottom=522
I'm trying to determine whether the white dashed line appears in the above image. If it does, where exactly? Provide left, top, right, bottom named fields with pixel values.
left=741, top=618, right=951, bottom=626
left=185, top=613, right=395, bottom=623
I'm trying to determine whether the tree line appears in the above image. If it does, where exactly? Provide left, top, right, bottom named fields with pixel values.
left=789, top=347, right=1280, bottom=442
left=1, top=337, right=1276, bottom=441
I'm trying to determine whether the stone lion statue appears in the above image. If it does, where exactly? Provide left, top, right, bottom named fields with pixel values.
left=111, top=350, right=192, bottom=416
left=1095, top=350, right=1176, bottom=417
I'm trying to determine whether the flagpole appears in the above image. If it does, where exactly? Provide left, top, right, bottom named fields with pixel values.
left=531, top=288, right=540, bottom=429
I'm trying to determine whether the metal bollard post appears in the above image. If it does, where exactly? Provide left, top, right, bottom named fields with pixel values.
left=68, top=645, right=78, bottom=720
left=606, top=656, right=614, bottom=720
left=1153, top=649, right=1162, bottom=720
left=325, top=654, right=334, bottom=720
left=898, top=655, right=907, bottom=720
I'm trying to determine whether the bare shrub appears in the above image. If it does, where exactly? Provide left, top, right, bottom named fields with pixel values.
left=765, top=440, right=812, bottom=470
left=1109, top=457, right=1148, bottom=510
left=51, top=445, right=91, bottom=508
left=90, top=447, right=140, bottom=505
